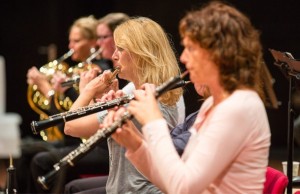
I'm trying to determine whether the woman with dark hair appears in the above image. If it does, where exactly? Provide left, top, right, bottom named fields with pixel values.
left=106, top=2, right=271, bottom=193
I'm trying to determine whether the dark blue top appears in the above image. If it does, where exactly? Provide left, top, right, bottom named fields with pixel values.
left=171, top=111, right=198, bottom=156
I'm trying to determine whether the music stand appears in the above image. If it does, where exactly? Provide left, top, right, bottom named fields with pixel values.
left=269, top=49, right=300, bottom=194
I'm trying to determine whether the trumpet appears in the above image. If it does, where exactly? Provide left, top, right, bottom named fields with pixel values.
left=31, top=78, right=190, bottom=135
left=37, top=71, right=189, bottom=190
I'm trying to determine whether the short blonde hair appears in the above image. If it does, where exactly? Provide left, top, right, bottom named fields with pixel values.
left=70, top=15, right=98, bottom=40
left=114, top=17, right=182, bottom=106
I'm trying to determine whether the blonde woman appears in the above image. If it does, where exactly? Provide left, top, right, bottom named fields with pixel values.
left=64, top=17, right=183, bottom=193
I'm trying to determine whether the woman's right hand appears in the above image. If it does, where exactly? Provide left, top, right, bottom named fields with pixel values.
left=79, top=68, right=99, bottom=92
left=26, top=66, right=48, bottom=87
left=80, top=70, right=119, bottom=99
left=27, top=66, right=53, bottom=97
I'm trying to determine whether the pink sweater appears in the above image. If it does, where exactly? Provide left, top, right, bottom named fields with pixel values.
left=126, top=90, right=271, bottom=194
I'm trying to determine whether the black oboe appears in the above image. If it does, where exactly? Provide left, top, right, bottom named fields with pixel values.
left=31, top=78, right=190, bottom=134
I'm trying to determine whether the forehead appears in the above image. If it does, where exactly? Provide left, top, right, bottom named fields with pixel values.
left=97, top=23, right=111, bottom=34
left=69, top=27, right=84, bottom=38
left=182, top=36, right=198, bottom=47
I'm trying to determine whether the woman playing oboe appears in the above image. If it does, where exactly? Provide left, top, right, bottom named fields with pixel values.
left=106, top=2, right=271, bottom=194
left=64, top=17, right=183, bottom=193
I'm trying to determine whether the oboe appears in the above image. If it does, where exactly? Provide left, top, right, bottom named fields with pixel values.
left=31, top=79, right=190, bottom=135
left=37, top=71, right=189, bottom=190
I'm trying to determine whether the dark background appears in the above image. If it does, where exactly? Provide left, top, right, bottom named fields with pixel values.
left=0, top=0, right=299, bottom=149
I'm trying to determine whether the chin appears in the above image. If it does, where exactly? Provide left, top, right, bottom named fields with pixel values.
left=118, top=73, right=125, bottom=80
left=189, top=74, right=196, bottom=83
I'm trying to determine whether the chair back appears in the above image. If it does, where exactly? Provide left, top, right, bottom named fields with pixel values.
left=263, top=166, right=288, bottom=194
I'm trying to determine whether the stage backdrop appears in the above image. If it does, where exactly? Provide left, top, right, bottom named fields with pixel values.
left=0, top=0, right=299, bottom=148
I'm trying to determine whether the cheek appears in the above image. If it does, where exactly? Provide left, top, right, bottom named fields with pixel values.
left=119, top=62, right=134, bottom=80
left=189, top=62, right=203, bottom=83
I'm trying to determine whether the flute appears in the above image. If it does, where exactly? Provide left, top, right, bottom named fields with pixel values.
left=31, top=79, right=190, bottom=135
left=36, top=71, right=189, bottom=190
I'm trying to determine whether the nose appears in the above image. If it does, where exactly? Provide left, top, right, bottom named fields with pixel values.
left=180, top=49, right=187, bottom=65
left=68, top=42, right=73, bottom=50
left=112, top=48, right=119, bottom=61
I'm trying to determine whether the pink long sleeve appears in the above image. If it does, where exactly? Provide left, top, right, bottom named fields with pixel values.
left=126, top=90, right=271, bottom=194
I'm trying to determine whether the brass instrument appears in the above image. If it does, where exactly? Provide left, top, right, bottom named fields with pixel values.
left=27, top=49, right=74, bottom=142
left=36, top=71, right=189, bottom=190
left=60, top=48, right=107, bottom=88
left=55, top=48, right=104, bottom=112
left=66, top=48, right=103, bottom=78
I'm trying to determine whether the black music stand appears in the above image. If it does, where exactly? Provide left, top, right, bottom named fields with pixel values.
left=269, top=49, right=300, bottom=194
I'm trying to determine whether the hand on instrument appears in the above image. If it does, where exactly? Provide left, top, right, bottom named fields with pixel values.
left=27, top=66, right=53, bottom=97
left=102, top=107, right=143, bottom=152
left=27, top=66, right=48, bottom=86
left=98, top=89, right=124, bottom=102
left=128, top=83, right=163, bottom=126
left=79, top=68, right=99, bottom=92
left=51, top=71, right=69, bottom=93
left=80, top=70, right=119, bottom=99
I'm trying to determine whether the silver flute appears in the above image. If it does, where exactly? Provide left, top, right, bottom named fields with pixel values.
left=36, top=71, right=189, bottom=190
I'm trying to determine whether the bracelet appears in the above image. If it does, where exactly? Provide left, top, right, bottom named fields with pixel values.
left=47, top=89, right=55, bottom=98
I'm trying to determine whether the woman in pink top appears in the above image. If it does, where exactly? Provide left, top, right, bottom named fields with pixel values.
left=104, top=1, right=271, bottom=193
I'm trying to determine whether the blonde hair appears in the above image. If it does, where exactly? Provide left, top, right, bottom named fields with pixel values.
left=114, top=17, right=182, bottom=106
left=70, top=15, right=98, bottom=40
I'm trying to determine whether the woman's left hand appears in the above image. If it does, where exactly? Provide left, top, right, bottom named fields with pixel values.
left=128, top=83, right=163, bottom=126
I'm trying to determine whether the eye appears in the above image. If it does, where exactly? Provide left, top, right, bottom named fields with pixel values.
left=186, top=45, right=194, bottom=52
left=117, top=46, right=124, bottom=52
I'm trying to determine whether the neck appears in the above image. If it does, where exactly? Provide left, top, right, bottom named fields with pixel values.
left=211, top=87, right=230, bottom=106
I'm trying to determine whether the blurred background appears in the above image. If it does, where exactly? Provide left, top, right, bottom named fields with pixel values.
left=0, top=0, right=299, bottom=153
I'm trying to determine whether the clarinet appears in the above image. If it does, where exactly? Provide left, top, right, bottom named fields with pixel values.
left=37, top=71, right=189, bottom=190
left=31, top=79, right=190, bottom=135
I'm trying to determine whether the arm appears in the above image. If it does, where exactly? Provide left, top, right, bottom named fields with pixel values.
left=126, top=91, right=270, bottom=193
